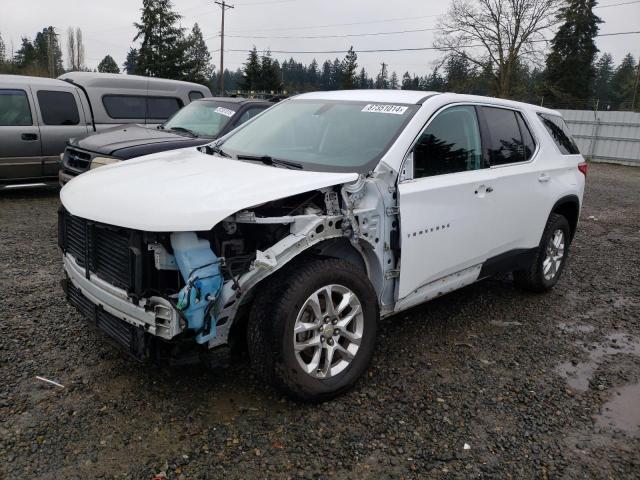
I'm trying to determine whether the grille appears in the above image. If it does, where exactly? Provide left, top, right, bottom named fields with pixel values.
left=59, top=209, right=135, bottom=291
left=65, top=280, right=144, bottom=358
left=64, top=148, right=93, bottom=172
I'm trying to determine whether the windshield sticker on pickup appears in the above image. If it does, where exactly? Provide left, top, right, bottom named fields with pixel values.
left=361, top=104, right=408, bottom=115
left=214, top=107, right=236, bottom=117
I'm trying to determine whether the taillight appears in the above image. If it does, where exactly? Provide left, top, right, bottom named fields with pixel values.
left=578, top=162, right=588, bottom=177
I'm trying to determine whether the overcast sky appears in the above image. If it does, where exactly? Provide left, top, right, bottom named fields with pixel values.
left=1, top=0, right=639, bottom=78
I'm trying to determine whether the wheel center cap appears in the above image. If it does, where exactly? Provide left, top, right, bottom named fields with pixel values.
left=322, top=325, right=335, bottom=337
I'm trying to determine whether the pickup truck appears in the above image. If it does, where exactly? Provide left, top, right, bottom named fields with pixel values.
left=0, top=72, right=210, bottom=189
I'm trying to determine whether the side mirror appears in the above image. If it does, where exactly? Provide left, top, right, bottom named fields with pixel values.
left=399, top=151, right=414, bottom=182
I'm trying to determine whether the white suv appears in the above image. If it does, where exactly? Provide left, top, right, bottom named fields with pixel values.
left=59, top=90, right=586, bottom=401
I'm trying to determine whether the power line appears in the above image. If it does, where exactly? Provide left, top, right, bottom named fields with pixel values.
left=223, top=27, right=438, bottom=40
left=595, top=0, right=640, bottom=8
left=220, top=30, right=640, bottom=55
left=225, top=13, right=443, bottom=34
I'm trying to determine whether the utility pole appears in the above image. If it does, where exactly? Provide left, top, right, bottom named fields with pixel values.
left=48, top=27, right=55, bottom=78
left=632, top=55, right=640, bottom=111
left=214, top=0, right=234, bottom=95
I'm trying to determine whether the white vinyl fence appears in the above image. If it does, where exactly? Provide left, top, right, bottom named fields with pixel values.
left=558, top=110, right=640, bottom=166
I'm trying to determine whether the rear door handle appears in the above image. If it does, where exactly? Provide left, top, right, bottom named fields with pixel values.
left=21, top=133, right=38, bottom=141
left=538, top=173, right=551, bottom=183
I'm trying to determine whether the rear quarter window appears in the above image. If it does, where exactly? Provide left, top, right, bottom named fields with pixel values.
left=102, top=95, right=182, bottom=120
left=538, top=113, right=580, bottom=155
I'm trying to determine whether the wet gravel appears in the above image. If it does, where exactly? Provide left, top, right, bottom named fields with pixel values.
left=1, top=163, right=639, bottom=479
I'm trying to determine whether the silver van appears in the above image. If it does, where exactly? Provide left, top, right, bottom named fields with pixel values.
left=0, top=72, right=210, bottom=189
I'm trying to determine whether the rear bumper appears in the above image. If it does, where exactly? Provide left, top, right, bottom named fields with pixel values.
left=63, top=253, right=183, bottom=340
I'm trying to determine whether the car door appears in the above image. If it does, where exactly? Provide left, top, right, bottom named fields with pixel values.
left=476, top=106, right=550, bottom=257
left=32, top=86, right=89, bottom=177
left=0, top=85, right=42, bottom=182
left=397, top=105, right=497, bottom=300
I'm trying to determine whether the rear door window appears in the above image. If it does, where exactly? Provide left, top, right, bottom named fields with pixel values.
left=481, top=107, right=533, bottom=166
left=0, top=89, right=32, bottom=126
left=37, top=90, right=80, bottom=125
left=538, top=113, right=580, bottom=155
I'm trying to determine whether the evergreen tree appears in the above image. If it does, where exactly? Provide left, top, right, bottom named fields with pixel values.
left=240, top=47, right=261, bottom=92
left=260, top=50, right=280, bottom=92
left=0, top=32, right=5, bottom=64
left=184, top=23, right=212, bottom=84
left=320, top=60, right=332, bottom=90
left=133, top=0, right=186, bottom=79
left=375, top=63, right=389, bottom=89
left=307, top=59, right=319, bottom=88
left=358, top=68, right=369, bottom=89
left=545, top=0, right=602, bottom=102
left=330, top=58, right=342, bottom=89
left=593, top=53, right=615, bottom=103
left=97, top=55, right=120, bottom=73
left=124, top=48, right=138, bottom=75
left=389, top=71, right=399, bottom=89
left=401, top=72, right=411, bottom=90
left=423, top=67, right=445, bottom=91
left=610, top=53, right=639, bottom=109
left=14, top=37, right=37, bottom=71
left=340, top=47, right=358, bottom=89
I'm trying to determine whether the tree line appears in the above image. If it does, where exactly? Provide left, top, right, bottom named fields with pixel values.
left=0, top=0, right=638, bottom=110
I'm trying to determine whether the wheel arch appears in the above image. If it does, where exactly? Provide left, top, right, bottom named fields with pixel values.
left=227, top=236, right=376, bottom=352
left=550, top=194, right=581, bottom=240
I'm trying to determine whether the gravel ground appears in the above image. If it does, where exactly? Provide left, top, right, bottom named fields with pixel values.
left=1, top=162, right=639, bottom=479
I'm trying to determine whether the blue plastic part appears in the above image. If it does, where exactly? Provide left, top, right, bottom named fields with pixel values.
left=170, top=232, right=223, bottom=344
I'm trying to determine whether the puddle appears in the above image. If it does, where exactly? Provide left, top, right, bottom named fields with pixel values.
left=556, top=333, right=640, bottom=392
left=595, top=383, right=640, bottom=435
left=557, top=322, right=595, bottom=334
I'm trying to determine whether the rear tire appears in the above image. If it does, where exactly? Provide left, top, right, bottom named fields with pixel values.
left=247, top=258, right=378, bottom=402
left=514, top=213, right=571, bottom=292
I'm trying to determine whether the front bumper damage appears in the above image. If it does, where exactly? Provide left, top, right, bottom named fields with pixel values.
left=63, top=253, right=182, bottom=341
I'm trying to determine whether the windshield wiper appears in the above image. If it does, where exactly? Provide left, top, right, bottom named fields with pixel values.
left=169, top=126, right=198, bottom=137
left=236, top=154, right=303, bottom=170
left=203, top=143, right=231, bottom=158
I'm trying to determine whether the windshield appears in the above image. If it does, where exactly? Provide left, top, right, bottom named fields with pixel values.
left=163, top=101, right=238, bottom=138
left=218, top=99, right=418, bottom=172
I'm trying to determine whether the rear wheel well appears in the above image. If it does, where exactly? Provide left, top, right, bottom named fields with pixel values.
left=551, top=196, right=580, bottom=240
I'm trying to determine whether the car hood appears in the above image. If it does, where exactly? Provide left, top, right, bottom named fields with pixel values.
left=73, top=124, right=207, bottom=157
left=60, top=148, right=359, bottom=232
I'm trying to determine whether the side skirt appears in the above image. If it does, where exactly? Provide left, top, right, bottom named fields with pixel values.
left=478, top=248, right=537, bottom=280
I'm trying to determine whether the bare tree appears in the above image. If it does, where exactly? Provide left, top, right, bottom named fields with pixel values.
left=66, top=27, right=85, bottom=71
left=435, top=0, right=561, bottom=97
left=66, top=27, right=76, bottom=70
left=75, top=28, right=84, bottom=70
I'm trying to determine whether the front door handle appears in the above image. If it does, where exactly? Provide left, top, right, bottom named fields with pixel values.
left=538, top=173, right=551, bottom=183
left=21, top=133, right=38, bottom=141
left=486, top=186, right=494, bottom=193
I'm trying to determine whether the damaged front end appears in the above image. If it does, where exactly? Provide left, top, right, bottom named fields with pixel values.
left=59, top=171, right=397, bottom=362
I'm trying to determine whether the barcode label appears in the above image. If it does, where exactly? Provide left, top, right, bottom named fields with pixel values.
left=361, top=104, right=408, bottom=115
left=214, top=107, right=236, bottom=117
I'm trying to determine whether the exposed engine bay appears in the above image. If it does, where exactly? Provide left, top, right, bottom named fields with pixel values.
left=60, top=167, right=399, bottom=355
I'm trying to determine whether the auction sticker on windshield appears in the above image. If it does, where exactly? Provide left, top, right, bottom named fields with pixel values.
left=361, top=104, right=408, bottom=115
left=214, top=107, right=236, bottom=117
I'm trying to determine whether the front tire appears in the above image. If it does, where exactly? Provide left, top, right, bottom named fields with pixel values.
left=247, top=258, right=378, bottom=402
left=514, top=213, right=571, bottom=292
